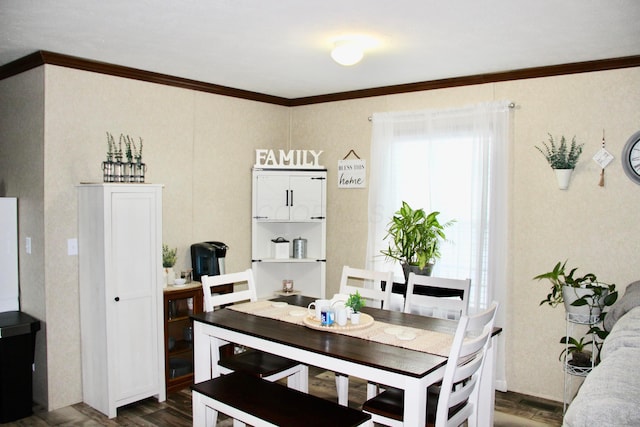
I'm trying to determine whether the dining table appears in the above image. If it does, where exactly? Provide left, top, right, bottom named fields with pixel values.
left=191, top=294, right=500, bottom=427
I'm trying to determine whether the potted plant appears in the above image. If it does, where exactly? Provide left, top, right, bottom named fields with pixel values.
left=162, top=244, right=177, bottom=286
left=534, top=260, right=617, bottom=320
left=534, top=134, right=584, bottom=189
left=345, top=291, right=365, bottom=324
left=534, top=260, right=617, bottom=366
left=559, top=335, right=593, bottom=368
left=381, top=201, right=454, bottom=280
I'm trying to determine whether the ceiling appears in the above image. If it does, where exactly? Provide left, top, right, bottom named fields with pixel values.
left=1, top=1, right=639, bottom=99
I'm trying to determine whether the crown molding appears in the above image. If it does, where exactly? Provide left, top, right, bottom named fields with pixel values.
left=290, top=55, right=640, bottom=106
left=0, top=50, right=291, bottom=106
left=1, top=50, right=639, bottom=107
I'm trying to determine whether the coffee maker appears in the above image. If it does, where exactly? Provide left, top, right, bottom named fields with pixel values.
left=190, top=241, right=228, bottom=282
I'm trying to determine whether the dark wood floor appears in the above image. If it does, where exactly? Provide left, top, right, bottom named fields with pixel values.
left=2, top=367, right=564, bottom=426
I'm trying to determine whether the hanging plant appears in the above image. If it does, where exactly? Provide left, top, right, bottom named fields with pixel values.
left=535, top=134, right=584, bottom=169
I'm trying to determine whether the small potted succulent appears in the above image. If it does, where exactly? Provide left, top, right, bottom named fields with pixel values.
left=345, top=291, right=365, bottom=324
left=162, top=244, right=177, bottom=286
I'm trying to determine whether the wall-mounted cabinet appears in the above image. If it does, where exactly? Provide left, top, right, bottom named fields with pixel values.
left=252, top=169, right=326, bottom=299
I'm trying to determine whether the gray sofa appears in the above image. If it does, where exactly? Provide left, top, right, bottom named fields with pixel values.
left=563, top=281, right=640, bottom=426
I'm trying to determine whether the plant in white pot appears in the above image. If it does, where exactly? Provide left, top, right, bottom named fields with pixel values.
left=535, top=260, right=618, bottom=365
left=535, top=134, right=584, bottom=190
left=162, top=244, right=178, bottom=286
left=381, top=201, right=454, bottom=282
left=345, top=291, right=365, bottom=325
left=534, top=260, right=617, bottom=319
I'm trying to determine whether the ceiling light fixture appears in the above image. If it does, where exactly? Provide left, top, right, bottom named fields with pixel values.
left=331, top=40, right=364, bottom=66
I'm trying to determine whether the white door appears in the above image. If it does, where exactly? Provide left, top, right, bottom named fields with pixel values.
left=110, top=191, right=159, bottom=401
left=289, top=175, right=325, bottom=221
left=254, top=174, right=290, bottom=220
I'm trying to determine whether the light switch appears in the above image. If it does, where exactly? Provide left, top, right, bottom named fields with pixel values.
left=67, top=238, right=78, bottom=256
left=25, top=237, right=31, bottom=254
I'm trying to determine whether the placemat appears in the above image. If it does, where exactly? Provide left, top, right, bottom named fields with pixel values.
left=228, top=300, right=454, bottom=357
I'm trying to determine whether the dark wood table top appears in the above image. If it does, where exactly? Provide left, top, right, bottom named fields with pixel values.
left=191, top=294, right=453, bottom=378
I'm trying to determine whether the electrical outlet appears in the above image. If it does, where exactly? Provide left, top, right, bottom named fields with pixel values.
left=26, top=237, right=31, bottom=254
left=67, top=238, right=78, bottom=256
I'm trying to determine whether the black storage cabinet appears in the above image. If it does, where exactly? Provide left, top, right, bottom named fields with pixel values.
left=0, top=311, right=41, bottom=422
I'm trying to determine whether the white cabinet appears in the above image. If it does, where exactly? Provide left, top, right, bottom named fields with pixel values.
left=252, top=169, right=326, bottom=299
left=78, top=184, right=165, bottom=418
left=254, top=173, right=325, bottom=221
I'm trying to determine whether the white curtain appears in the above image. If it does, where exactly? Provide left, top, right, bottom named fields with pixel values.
left=365, top=101, right=510, bottom=390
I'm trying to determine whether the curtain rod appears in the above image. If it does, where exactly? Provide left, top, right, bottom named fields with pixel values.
left=367, top=102, right=517, bottom=121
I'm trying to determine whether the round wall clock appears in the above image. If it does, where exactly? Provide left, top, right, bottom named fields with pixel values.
left=622, top=130, right=640, bottom=185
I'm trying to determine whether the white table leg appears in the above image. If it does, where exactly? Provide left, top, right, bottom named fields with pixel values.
left=403, top=378, right=427, bottom=426
left=335, top=374, right=349, bottom=406
left=194, top=321, right=213, bottom=383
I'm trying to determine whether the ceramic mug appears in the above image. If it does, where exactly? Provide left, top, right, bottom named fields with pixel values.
left=335, top=307, right=348, bottom=326
left=308, top=299, right=331, bottom=320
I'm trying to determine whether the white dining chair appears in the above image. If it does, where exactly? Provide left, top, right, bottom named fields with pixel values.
left=404, top=272, right=471, bottom=320
left=362, top=301, right=499, bottom=427
left=339, top=266, right=394, bottom=310
left=335, top=266, right=394, bottom=405
left=201, top=269, right=308, bottom=392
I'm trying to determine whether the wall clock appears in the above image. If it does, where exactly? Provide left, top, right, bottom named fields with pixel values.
left=622, top=130, right=640, bottom=185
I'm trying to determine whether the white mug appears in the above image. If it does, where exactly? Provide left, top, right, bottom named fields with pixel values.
left=335, top=307, right=348, bottom=326
left=308, top=299, right=331, bottom=320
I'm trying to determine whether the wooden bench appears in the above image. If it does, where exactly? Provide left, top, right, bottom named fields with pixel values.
left=191, top=371, right=372, bottom=427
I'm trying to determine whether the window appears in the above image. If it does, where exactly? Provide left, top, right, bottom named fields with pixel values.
left=365, top=102, right=510, bottom=314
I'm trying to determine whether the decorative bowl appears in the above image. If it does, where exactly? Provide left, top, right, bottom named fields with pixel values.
left=173, top=278, right=186, bottom=286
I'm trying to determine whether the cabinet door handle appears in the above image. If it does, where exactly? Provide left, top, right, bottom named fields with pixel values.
left=114, top=297, right=120, bottom=302
left=290, top=190, right=293, bottom=206
left=285, top=190, right=289, bottom=206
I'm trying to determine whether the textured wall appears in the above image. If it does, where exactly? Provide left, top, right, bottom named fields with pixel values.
left=0, top=67, right=48, bottom=406
left=34, top=65, right=286, bottom=409
left=293, top=68, right=640, bottom=401
left=2, top=63, right=638, bottom=408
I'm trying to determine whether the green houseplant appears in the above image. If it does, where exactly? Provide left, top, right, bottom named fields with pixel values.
left=381, top=201, right=453, bottom=279
left=162, top=244, right=178, bottom=286
left=559, top=335, right=593, bottom=368
left=345, top=290, right=365, bottom=313
left=535, top=134, right=584, bottom=170
left=162, top=244, right=177, bottom=268
left=535, top=134, right=584, bottom=190
left=534, top=260, right=617, bottom=316
left=534, top=260, right=617, bottom=365
left=345, top=291, right=365, bottom=325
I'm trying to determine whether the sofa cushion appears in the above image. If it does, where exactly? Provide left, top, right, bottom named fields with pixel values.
left=601, top=305, right=640, bottom=360
left=563, top=346, right=640, bottom=426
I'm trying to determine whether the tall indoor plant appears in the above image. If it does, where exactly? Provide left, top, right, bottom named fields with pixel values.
left=381, top=201, right=454, bottom=280
left=535, top=134, right=584, bottom=190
